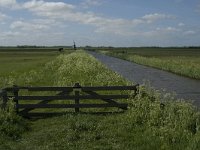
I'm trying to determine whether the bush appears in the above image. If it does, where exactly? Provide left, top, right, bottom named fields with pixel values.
left=124, top=85, right=200, bottom=149
left=0, top=100, right=29, bottom=139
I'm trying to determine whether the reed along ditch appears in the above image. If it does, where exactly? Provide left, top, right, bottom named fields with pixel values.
left=88, top=51, right=200, bottom=107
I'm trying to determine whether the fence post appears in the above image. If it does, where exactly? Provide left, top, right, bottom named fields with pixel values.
left=1, top=89, right=8, bottom=110
left=13, top=85, right=19, bottom=113
left=74, top=83, right=81, bottom=112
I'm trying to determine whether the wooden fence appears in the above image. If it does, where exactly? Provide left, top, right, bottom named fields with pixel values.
left=0, top=83, right=139, bottom=117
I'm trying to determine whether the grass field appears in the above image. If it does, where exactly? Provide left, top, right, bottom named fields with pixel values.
left=96, top=47, right=200, bottom=79
left=0, top=48, right=73, bottom=77
left=0, top=50, right=200, bottom=149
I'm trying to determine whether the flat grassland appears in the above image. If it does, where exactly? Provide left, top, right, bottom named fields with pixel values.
left=98, top=47, right=200, bottom=79
left=0, top=48, right=71, bottom=77
left=0, top=50, right=200, bottom=149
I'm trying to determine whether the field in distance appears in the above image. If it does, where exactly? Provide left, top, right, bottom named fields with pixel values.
left=0, top=47, right=73, bottom=77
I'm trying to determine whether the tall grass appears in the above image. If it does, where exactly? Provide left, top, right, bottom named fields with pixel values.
left=0, top=51, right=200, bottom=149
left=0, top=101, right=29, bottom=139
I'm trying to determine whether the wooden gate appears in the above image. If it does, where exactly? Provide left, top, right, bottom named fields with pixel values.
left=0, top=83, right=139, bottom=117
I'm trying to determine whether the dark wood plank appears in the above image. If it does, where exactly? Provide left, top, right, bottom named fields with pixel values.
left=56, top=90, right=72, bottom=96
left=16, top=103, right=128, bottom=109
left=17, top=95, right=130, bottom=100
left=4, top=84, right=139, bottom=92
left=75, top=90, right=80, bottom=113
left=20, top=90, right=72, bottom=114
left=84, top=90, right=122, bottom=105
left=0, top=90, right=3, bottom=97
left=18, top=95, right=75, bottom=100
left=84, top=91, right=128, bottom=110
left=13, top=87, right=19, bottom=113
left=82, top=84, right=139, bottom=91
left=27, top=87, right=73, bottom=91
left=5, top=87, right=73, bottom=91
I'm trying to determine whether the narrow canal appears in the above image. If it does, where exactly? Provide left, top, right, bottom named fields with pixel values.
left=89, top=51, right=200, bottom=107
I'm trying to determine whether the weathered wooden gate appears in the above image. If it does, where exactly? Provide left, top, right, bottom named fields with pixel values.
left=0, top=83, right=139, bottom=117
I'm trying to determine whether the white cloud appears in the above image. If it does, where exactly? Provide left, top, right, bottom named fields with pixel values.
left=165, top=27, right=180, bottom=32
left=2, top=0, right=192, bottom=46
left=81, top=0, right=103, bottom=8
left=20, top=1, right=128, bottom=34
left=22, top=0, right=75, bottom=13
left=10, top=20, right=50, bottom=31
left=141, top=26, right=180, bottom=37
left=93, top=14, right=175, bottom=35
left=183, top=30, right=196, bottom=35
left=0, top=0, right=16, bottom=7
left=0, top=12, right=7, bottom=21
left=142, top=13, right=175, bottom=23
left=20, top=1, right=175, bottom=36
left=178, top=22, right=185, bottom=27
left=1, top=0, right=176, bottom=36
left=0, top=31, right=21, bottom=40
left=32, top=18, right=62, bottom=26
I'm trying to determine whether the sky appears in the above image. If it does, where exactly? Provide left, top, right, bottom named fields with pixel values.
left=0, top=0, right=200, bottom=47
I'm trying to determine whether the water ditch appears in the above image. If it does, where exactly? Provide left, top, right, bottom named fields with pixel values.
left=88, top=51, right=200, bottom=107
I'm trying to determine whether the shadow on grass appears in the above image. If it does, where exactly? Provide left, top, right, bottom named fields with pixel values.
left=20, top=110, right=126, bottom=120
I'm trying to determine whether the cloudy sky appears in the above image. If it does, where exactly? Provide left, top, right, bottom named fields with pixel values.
left=0, top=0, right=200, bottom=47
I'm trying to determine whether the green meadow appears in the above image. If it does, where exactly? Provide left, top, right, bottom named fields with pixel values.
left=0, top=50, right=200, bottom=149
left=0, top=48, right=64, bottom=77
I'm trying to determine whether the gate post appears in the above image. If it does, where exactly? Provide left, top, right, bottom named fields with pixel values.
left=13, top=85, right=19, bottom=113
left=74, top=83, right=81, bottom=112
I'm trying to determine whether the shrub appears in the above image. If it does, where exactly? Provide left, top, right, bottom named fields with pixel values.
left=0, top=100, right=29, bottom=139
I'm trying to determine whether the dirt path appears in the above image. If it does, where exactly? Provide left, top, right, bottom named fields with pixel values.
left=89, top=51, right=200, bottom=107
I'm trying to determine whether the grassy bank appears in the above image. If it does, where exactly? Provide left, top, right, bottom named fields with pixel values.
left=99, top=48, right=200, bottom=79
left=0, top=51, right=200, bottom=149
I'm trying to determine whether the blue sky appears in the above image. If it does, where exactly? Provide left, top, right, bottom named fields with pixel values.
left=0, top=0, right=200, bottom=47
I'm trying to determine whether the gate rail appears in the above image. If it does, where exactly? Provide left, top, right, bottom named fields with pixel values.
left=0, top=83, right=139, bottom=117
